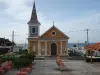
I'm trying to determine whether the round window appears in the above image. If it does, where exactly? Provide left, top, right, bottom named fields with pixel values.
left=52, top=31, right=56, bottom=35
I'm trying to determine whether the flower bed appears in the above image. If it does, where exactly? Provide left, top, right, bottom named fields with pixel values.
left=0, top=61, right=13, bottom=75
left=16, top=61, right=36, bottom=75
left=0, top=51, right=35, bottom=74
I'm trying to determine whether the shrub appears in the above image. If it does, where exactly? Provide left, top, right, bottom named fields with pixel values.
left=1, top=55, right=16, bottom=62
left=23, top=49, right=28, bottom=53
left=0, top=51, right=35, bottom=69
left=13, top=58, right=32, bottom=69
left=20, top=53, right=35, bottom=61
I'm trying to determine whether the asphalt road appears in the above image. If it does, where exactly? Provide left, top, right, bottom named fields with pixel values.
left=5, top=58, right=100, bottom=75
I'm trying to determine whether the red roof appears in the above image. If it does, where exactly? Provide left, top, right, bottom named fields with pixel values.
left=84, top=42, right=100, bottom=51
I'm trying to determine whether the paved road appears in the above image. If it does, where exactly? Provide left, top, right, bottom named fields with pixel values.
left=31, top=59, right=100, bottom=75
left=5, top=59, right=100, bottom=75
left=30, top=60, right=61, bottom=75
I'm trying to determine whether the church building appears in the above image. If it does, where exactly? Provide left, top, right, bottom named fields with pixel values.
left=27, top=1, right=69, bottom=56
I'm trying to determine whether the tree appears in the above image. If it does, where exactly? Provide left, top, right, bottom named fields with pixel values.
left=0, top=38, right=16, bottom=46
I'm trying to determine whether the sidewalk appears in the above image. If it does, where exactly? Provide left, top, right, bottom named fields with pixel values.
left=5, top=59, right=100, bottom=75
left=31, top=60, right=100, bottom=75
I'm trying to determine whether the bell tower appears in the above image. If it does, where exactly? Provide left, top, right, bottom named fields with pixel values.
left=28, top=1, right=40, bottom=38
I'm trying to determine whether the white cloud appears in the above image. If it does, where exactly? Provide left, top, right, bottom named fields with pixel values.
left=0, top=0, right=51, bottom=44
left=4, top=0, right=30, bottom=20
left=58, top=12, right=100, bottom=43
left=0, top=0, right=100, bottom=44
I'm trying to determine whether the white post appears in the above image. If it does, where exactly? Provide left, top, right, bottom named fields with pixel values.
left=45, top=41, right=47, bottom=56
left=38, top=41, right=41, bottom=56
left=60, top=41, right=62, bottom=56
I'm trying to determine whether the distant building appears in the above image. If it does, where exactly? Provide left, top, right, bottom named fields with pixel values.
left=0, top=46, right=11, bottom=54
left=27, top=1, right=69, bottom=56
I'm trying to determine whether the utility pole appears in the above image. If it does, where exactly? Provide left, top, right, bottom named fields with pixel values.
left=86, top=29, right=89, bottom=46
left=12, top=31, right=14, bottom=51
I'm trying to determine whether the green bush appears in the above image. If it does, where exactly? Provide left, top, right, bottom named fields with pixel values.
left=20, top=53, right=35, bottom=61
left=0, top=52, right=35, bottom=69
left=0, top=55, right=3, bottom=64
left=13, top=52, right=35, bottom=69
left=13, top=58, right=32, bottom=69
left=0, top=55, right=6, bottom=62
left=23, top=49, right=28, bottom=53
left=1, top=55, right=16, bottom=62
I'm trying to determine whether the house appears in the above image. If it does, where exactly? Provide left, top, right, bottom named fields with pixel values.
left=85, top=42, right=100, bottom=56
left=27, top=1, right=69, bottom=56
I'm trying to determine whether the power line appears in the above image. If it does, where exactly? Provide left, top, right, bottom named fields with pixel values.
left=65, top=29, right=100, bottom=46
left=67, top=29, right=100, bottom=33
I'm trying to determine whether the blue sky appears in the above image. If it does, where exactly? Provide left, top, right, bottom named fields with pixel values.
left=0, top=0, right=100, bottom=44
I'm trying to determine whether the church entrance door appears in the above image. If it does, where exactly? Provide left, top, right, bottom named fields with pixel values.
left=51, top=43, right=57, bottom=56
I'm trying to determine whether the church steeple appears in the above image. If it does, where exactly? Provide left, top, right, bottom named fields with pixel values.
left=28, top=0, right=40, bottom=38
left=28, top=0, right=40, bottom=25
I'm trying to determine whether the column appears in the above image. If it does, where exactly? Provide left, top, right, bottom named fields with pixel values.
left=38, top=41, right=41, bottom=56
left=33, top=42, right=35, bottom=52
left=60, top=41, right=62, bottom=56
left=45, top=41, right=47, bottom=56
left=63, top=41, right=67, bottom=56
left=29, top=41, right=33, bottom=53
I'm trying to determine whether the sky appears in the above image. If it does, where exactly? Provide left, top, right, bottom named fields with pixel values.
left=0, top=0, right=100, bottom=44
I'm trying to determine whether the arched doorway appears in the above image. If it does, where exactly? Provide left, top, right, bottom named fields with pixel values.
left=51, top=43, right=57, bottom=56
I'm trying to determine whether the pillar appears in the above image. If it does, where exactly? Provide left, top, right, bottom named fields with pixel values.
left=29, top=41, right=33, bottom=53
left=38, top=41, right=41, bottom=56
left=60, top=41, right=62, bottom=56
left=45, top=41, right=47, bottom=56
